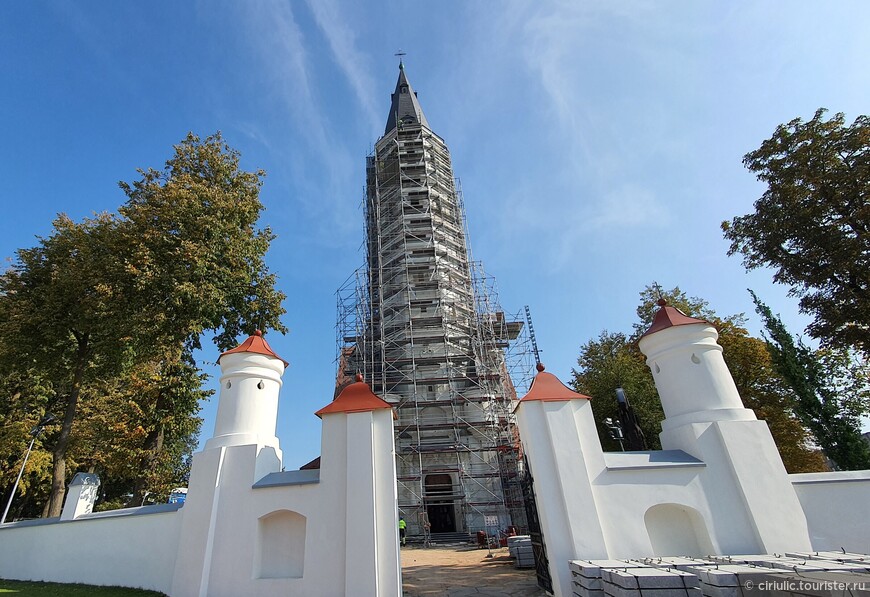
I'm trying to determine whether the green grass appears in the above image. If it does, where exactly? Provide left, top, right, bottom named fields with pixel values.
left=0, top=580, right=165, bottom=596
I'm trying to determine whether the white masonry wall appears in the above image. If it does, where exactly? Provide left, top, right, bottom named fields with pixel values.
left=0, top=506, right=183, bottom=594
left=516, top=318, right=820, bottom=597
left=171, top=444, right=347, bottom=597
left=0, top=418, right=401, bottom=597
left=791, top=470, right=870, bottom=554
left=515, top=398, right=607, bottom=597
left=516, top=396, right=784, bottom=597
left=169, top=407, right=400, bottom=597
left=0, top=342, right=400, bottom=597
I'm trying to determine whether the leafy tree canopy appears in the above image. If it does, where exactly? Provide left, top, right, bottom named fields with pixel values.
left=751, top=291, right=870, bottom=470
left=574, top=285, right=827, bottom=472
left=574, top=330, right=663, bottom=451
left=0, top=132, right=286, bottom=518
left=119, top=132, right=286, bottom=351
left=723, top=109, right=870, bottom=356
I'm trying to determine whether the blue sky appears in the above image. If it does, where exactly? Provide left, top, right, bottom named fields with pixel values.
left=2, top=1, right=868, bottom=467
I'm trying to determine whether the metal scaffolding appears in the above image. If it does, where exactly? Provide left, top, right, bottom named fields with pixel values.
left=335, top=121, right=534, bottom=538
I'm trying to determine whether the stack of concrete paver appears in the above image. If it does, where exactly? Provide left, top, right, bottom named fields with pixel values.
left=640, top=557, right=715, bottom=572
left=569, top=559, right=701, bottom=597
left=708, top=553, right=870, bottom=573
left=788, top=551, right=870, bottom=561
left=683, top=563, right=778, bottom=597
left=711, top=553, right=870, bottom=595
left=603, top=567, right=701, bottom=597
left=626, top=553, right=870, bottom=597
left=569, top=559, right=649, bottom=597
left=507, top=535, right=535, bottom=569
left=785, top=551, right=870, bottom=567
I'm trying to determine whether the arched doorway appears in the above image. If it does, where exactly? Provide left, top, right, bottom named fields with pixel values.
left=424, top=473, right=456, bottom=533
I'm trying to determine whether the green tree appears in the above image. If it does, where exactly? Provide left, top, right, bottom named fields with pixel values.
left=751, top=291, right=870, bottom=470
left=0, top=372, right=55, bottom=519
left=573, top=331, right=662, bottom=451
left=722, top=109, right=870, bottom=356
left=0, top=214, right=136, bottom=516
left=115, top=132, right=286, bottom=505
left=0, top=132, right=287, bottom=517
left=574, top=285, right=827, bottom=473
left=118, top=132, right=286, bottom=352
left=72, top=357, right=206, bottom=508
left=713, top=322, right=827, bottom=473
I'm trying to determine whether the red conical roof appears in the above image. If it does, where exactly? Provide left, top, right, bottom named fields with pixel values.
left=315, top=374, right=395, bottom=418
left=640, top=299, right=709, bottom=338
left=518, top=363, right=591, bottom=403
left=218, top=330, right=288, bottom=366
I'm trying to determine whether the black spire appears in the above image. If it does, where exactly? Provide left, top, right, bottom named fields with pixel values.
left=384, top=63, right=429, bottom=135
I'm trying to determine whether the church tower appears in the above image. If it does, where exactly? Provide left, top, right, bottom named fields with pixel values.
left=337, top=63, right=528, bottom=537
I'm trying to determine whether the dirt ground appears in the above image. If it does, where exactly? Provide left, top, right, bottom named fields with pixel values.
left=400, top=545, right=549, bottom=597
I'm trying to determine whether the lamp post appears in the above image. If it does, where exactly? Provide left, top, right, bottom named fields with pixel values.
left=1, top=415, right=54, bottom=524
left=603, top=417, right=625, bottom=451
left=615, top=388, right=648, bottom=451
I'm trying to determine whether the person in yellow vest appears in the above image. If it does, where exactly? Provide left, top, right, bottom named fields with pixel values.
left=398, top=517, right=407, bottom=546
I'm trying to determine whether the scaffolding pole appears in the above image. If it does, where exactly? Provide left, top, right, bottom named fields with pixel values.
left=335, top=122, right=534, bottom=537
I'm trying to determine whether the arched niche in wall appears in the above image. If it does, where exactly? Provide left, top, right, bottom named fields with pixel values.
left=255, top=510, right=306, bottom=579
left=643, top=503, right=714, bottom=557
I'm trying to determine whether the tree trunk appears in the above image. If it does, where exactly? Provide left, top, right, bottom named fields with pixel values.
left=125, top=388, right=168, bottom=508
left=46, top=334, right=89, bottom=517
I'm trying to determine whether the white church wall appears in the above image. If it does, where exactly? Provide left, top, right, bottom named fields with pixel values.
left=0, top=334, right=400, bottom=597
left=644, top=503, right=714, bottom=556
left=515, top=397, right=608, bottom=597
left=0, top=507, right=182, bottom=594
left=255, top=510, right=306, bottom=579
left=592, top=465, right=716, bottom=558
left=167, top=385, right=399, bottom=597
left=589, top=448, right=783, bottom=559
left=660, top=419, right=812, bottom=555
left=791, top=471, right=870, bottom=554
left=516, top=309, right=829, bottom=597
left=187, top=445, right=346, bottom=597
left=371, top=409, right=402, bottom=596
left=645, top=316, right=813, bottom=555
left=713, top=420, right=813, bottom=553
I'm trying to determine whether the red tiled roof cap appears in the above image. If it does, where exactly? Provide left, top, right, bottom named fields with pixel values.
left=640, top=299, right=709, bottom=338
left=218, top=330, right=289, bottom=366
left=300, top=456, right=321, bottom=470
left=519, top=363, right=591, bottom=403
left=315, top=374, right=396, bottom=418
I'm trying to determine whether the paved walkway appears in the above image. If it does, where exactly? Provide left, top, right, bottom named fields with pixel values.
left=400, top=545, right=548, bottom=596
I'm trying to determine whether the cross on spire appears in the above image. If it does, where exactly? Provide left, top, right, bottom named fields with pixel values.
left=384, top=56, right=428, bottom=134
left=394, top=50, right=406, bottom=69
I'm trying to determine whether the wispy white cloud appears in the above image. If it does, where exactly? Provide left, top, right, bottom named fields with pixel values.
left=459, top=0, right=683, bottom=275
left=490, top=180, right=668, bottom=273
left=227, top=0, right=358, bottom=243
left=305, top=0, right=380, bottom=135
left=518, top=1, right=664, bottom=167
left=245, top=2, right=330, bottom=157
left=586, top=184, right=667, bottom=229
